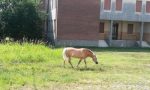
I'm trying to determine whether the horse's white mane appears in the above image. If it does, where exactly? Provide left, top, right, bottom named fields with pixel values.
left=88, top=49, right=95, bottom=56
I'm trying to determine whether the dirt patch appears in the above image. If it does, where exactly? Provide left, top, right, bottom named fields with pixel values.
left=144, top=64, right=150, bottom=68
left=16, top=83, right=150, bottom=90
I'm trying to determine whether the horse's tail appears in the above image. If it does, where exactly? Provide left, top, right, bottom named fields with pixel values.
left=63, top=48, right=69, bottom=61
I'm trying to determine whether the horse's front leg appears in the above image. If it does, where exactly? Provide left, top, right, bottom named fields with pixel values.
left=77, top=59, right=82, bottom=68
left=84, top=59, right=87, bottom=68
left=64, top=60, right=65, bottom=68
left=68, top=57, right=74, bottom=68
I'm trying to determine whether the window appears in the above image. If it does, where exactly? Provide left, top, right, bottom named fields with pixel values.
left=136, top=0, right=142, bottom=12
left=99, top=22, right=104, bottom=33
left=104, top=0, right=111, bottom=10
left=146, top=1, right=150, bottom=13
left=127, top=24, right=133, bottom=34
left=116, top=0, right=122, bottom=11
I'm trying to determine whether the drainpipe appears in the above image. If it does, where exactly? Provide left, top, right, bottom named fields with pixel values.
left=109, top=20, right=113, bottom=46
left=139, top=0, right=144, bottom=47
left=109, top=0, right=114, bottom=47
left=140, top=22, right=144, bottom=47
left=55, top=0, right=58, bottom=43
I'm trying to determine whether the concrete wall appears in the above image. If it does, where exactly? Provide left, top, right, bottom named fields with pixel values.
left=100, top=0, right=150, bottom=22
left=111, top=40, right=137, bottom=47
left=56, top=40, right=99, bottom=47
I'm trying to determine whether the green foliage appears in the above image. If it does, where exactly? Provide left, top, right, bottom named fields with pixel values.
left=0, top=0, right=44, bottom=40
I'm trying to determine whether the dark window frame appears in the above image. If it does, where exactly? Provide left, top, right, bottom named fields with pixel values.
left=99, top=22, right=105, bottom=33
left=116, top=0, right=123, bottom=11
left=136, top=0, right=142, bottom=12
left=104, top=0, right=111, bottom=10
left=146, top=1, right=150, bottom=13
left=127, top=24, right=134, bottom=34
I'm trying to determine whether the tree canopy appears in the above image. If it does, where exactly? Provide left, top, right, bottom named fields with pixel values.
left=0, top=0, right=44, bottom=40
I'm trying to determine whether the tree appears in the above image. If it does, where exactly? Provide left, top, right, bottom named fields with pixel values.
left=0, top=0, right=44, bottom=40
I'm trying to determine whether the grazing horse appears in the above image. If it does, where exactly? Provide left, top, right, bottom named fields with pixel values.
left=63, top=47, right=98, bottom=68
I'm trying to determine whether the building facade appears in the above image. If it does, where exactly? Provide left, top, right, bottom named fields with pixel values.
left=48, top=0, right=150, bottom=47
left=100, top=0, right=150, bottom=47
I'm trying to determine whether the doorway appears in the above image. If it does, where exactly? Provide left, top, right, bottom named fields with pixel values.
left=112, top=23, right=119, bottom=40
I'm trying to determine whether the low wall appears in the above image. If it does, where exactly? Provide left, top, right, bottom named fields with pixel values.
left=111, top=40, right=137, bottom=47
left=56, top=40, right=99, bottom=47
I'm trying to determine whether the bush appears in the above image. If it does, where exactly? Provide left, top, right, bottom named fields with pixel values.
left=0, top=0, right=44, bottom=40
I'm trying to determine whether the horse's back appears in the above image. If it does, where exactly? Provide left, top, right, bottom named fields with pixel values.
left=64, top=47, right=90, bottom=52
left=63, top=47, right=91, bottom=58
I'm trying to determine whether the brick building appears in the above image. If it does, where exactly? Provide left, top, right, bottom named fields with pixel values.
left=46, top=0, right=150, bottom=47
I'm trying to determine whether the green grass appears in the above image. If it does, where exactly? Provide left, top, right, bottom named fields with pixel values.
left=0, top=42, right=150, bottom=90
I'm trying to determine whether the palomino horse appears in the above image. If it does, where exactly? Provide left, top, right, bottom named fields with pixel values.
left=63, top=47, right=98, bottom=68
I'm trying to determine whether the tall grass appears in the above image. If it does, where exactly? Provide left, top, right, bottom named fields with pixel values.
left=0, top=42, right=62, bottom=63
left=0, top=42, right=63, bottom=90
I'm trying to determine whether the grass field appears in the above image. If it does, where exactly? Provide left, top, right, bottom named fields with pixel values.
left=0, top=42, right=150, bottom=90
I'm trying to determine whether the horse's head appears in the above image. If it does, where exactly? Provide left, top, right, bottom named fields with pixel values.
left=92, top=54, right=98, bottom=64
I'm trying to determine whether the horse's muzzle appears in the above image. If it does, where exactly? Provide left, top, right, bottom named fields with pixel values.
left=96, top=62, right=98, bottom=64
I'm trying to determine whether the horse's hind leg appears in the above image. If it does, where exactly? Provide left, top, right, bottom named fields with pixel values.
left=77, top=59, right=82, bottom=68
left=68, top=58, right=74, bottom=68
left=64, top=60, right=66, bottom=68
left=84, top=59, right=87, bottom=68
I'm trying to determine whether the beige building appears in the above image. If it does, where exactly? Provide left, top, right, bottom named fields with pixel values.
left=100, top=0, right=150, bottom=47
